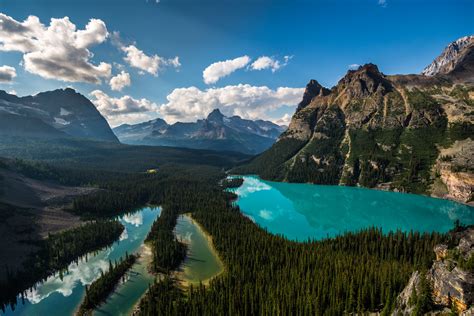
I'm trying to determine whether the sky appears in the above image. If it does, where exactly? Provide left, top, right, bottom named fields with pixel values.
left=0, top=0, right=473, bottom=127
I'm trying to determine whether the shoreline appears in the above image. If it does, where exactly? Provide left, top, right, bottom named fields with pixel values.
left=174, top=213, right=225, bottom=288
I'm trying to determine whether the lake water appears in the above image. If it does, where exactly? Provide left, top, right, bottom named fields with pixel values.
left=231, top=176, right=474, bottom=241
left=4, top=206, right=161, bottom=316
left=174, top=215, right=224, bottom=286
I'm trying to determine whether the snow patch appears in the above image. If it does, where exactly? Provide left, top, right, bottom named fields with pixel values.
left=54, top=117, right=70, bottom=125
left=60, top=107, right=72, bottom=116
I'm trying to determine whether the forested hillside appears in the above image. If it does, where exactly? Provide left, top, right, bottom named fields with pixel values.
left=235, top=38, right=474, bottom=204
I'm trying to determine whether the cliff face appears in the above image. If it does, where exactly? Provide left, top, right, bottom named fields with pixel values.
left=394, top=227, right=474, bottom=315
left=237, top=36, right=474, bottom=200
left=422, top=36, right=474, bottom=77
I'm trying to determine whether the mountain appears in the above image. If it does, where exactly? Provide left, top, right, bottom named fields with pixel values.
left=113, top=109, right=286, bottom=154
left=236, top=36, right=474, bottom=203
left=0, top=88, right=118, bottom=142
left=422, top=35, right=474, bottom=77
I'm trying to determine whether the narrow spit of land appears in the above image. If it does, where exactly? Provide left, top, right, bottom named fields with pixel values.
left=174, top=214, right=224, bottom=287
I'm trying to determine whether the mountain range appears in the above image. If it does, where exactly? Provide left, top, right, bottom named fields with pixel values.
left=236, top=35, right=474, bottom=204
left=113, top=109, right=286, bottom=154
left=0, top=88, right=118, bottom=143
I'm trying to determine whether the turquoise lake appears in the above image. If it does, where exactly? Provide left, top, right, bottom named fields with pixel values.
left=4, top=206, right=161, bottom=316
left=231, top=176, right=474, bottom=241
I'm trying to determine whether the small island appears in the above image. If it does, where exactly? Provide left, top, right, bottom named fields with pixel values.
left=77, top=253, right=137, bottom=316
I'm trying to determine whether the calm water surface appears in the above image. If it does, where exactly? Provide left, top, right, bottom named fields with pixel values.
left=231, top=176, right=474, bottom=241
left=4, top=206, right=161, bottom=316
left=174, top=215, right=224, bottom=285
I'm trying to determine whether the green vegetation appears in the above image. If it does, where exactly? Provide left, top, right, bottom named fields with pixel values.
left=232, top=138, right=306, bottom=180
left=449, top=85, right=474, bottom=106
left=0, top=136, right=249, bottom=173
left=146, top=204, right=187, bottom=273
left=135, top=168, right=447, bottom=315
left=0, top=220, right=123, bottom=312
left=77, top=253, right=137, bottom=315
left=1, top=123, right=470, bottom=314
left=237, top=86, right=474, bottom=195
left=408, top=271, right=434, bottom=316
left=287, top=107, right=346, bottom=184
left=221, top=177, right=244, bottom=189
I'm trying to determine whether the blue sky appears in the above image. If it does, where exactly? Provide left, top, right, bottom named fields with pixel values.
left=0, top=0, right=472, bottom=126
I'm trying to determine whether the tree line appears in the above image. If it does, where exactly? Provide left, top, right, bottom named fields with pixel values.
left=77, top=253, right=137, bottom=315
left=135, top=169, right=448, bottom=315
left=0, top=220, right=123, bottom=312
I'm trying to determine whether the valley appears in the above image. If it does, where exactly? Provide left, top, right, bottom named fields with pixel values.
left=113, top=109, right=286, bottom=155
left=0, top=6, right=472, bottom=314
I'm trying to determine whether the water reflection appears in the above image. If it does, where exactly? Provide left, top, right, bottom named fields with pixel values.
left=5, top=206, right=160, bottom=316
left=233, top=176, right=474, bottom=241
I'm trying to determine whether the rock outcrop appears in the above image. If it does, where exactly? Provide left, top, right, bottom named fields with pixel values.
left=237, top=36, right=474, bottom=200
left=394, top=227, right=474, bottom=315
left=422, top=36, right=474, bottom=77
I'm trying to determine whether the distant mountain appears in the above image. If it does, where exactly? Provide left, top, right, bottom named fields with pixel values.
left=113, top=109, right=286, bottom=154
left=236, top=36, right=474, bottom=204
left=422, top=35, right=474, bottom=78
left=0, top=88, right=118, bottom=142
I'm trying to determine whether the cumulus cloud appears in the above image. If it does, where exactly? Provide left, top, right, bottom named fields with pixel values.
left=203, top=56, right=250, bottom=84
left=251, top=55, right=291, bottom=72
left=109, top=71, right=131, bottom=91
left=159, top=84, right=304, bottom=123
left=0, top=65, right=16, bottom=82
left=0, top=14, right=111, bottom=83
left=121, top=44, right=180, bottom=76
left=89, top=89, right=159, bottom=126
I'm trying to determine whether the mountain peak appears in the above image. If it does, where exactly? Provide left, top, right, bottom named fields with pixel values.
left=338, top=63, right=391, bottom=98
left=206, top=108, right=225, bottom=123
left=296, top=79, right=329, bottom=111
left=422, top=35, right=474, bottom=76
left=344, top=63, right=382, bottom=78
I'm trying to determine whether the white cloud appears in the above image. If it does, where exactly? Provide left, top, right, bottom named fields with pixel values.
left=89, top=89, right=159, bottom=126
left=109, top=70, right=131, bottom=91
left=0, top=14, right=111, bottom=83
left=203, top=56, right=250, bottom=84
left=251, top=55, right=291, bottom=73
left=121, top=44, right=180, bottom=76
left=378, top=0, right=387, bottom=7
left=273, top=113, right=291, bottom=126
left=0, top=65, right=17, bottom=82
left=159, top=84, right=304, bottom=123
left=8, top=90, right=17, bottom=95
left=348, top=64, right=361, bottom=70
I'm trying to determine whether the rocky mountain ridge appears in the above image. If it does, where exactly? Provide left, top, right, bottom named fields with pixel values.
left=394, top=226, right=474, bottom=315
left=0, top=88, right=118, bottom=143
left=236, top=36, right=474, bottom=203
left=422, top=35, right=474, bottom=77
left=113, top=109, right=286, bottom=155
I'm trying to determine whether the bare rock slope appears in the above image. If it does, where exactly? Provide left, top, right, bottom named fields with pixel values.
left=237, top=36, right=474, bottom=202
left=394, top=227, right=474, bottom=315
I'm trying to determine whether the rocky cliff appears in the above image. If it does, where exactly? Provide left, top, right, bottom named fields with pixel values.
left=422, top=36, right=474, bottom=77
left=236, top=36, right=474, bottom=202
left=394, top=226, right=474, bottom=315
